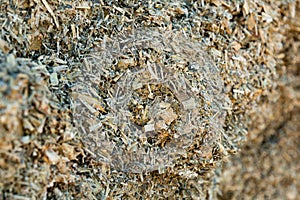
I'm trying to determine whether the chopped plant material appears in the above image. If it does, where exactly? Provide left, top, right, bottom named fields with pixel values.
left=0, top=0, right=299, bottom=199
left=73, top=29, right=231, bottom=173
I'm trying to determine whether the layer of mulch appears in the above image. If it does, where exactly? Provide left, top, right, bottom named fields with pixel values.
left=219, top=4, right=300, bottom=199
left=0, top=0, right=299, bottom=199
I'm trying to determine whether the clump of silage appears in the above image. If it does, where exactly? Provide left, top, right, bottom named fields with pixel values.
left=0, top=52, right=78, bottom=199
left=72, top=28, right=231, bottom=173
left=1, top=0, right=287, bottom=198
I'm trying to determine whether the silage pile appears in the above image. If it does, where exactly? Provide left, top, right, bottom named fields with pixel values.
left=0, top=0, right=297, bottom=199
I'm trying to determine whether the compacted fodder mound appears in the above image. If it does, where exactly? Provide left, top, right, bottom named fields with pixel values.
left=72, top=29, right=231, bottom=173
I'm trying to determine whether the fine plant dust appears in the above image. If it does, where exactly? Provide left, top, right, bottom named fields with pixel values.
left=72, top=28, right=231, bottom=173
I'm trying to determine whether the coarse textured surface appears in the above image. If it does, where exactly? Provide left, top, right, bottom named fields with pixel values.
left=0, top=53, right=79, bottom=199
left=219, top=2, right=300, bottom=199
left=73, top=29, right=231, bottom=174
left=0, top=0, right=299, bottom=199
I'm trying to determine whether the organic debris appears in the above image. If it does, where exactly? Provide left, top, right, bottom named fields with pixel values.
left=73, top=29, right=231, bottom=173
left=0, top=0, right=299, bottom=199
left=0, top=53, right=83, bottom=199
